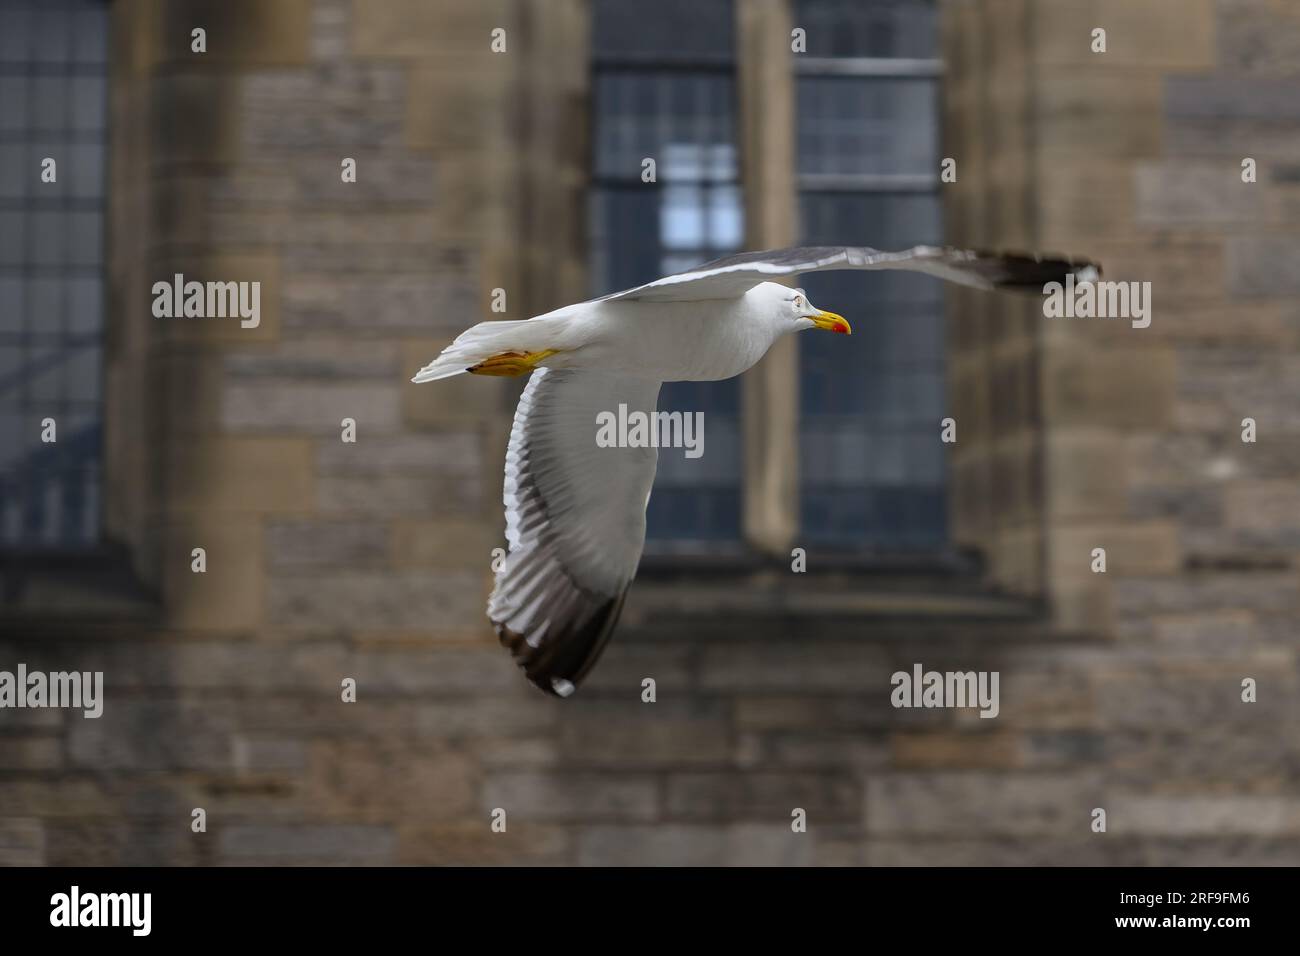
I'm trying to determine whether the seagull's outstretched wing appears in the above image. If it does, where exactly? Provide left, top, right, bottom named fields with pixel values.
left=490, top=368, right=661, bottom=697
left=597, top=245, right=1101, bottom=303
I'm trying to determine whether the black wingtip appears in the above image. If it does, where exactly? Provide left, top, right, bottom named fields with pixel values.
left=494, top=590, right=628, bottom=699
left=981, top=250, right=1103, bottom=293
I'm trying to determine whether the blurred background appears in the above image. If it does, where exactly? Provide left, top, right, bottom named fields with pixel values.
left=1, top=0, right=1298, bottom=865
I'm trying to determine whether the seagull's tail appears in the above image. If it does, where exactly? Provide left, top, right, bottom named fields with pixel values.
left=411, top=319, right=547, bottom=383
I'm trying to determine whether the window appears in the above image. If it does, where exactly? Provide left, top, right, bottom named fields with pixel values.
left=794, top=0, right=946, bottom=552
left=589, top=0, right=744, bottom=549
left=0, top=0, right=109, bottom=551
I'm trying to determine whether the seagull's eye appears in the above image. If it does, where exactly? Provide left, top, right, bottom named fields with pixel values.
left=793, top=295, right=804, bottom=310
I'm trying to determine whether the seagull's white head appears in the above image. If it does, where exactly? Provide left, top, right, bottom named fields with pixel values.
left=755, top=281, right=852, bottom=337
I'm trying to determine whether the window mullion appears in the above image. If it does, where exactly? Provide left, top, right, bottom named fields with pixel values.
left=736, top=0, right=800, bottom=555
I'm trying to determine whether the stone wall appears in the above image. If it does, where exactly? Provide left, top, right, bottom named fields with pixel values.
left=936, top=0, right=1300, bottom=861
left=1, top=0, right=1297, bottom=867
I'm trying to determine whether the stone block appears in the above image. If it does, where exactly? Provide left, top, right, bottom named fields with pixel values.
left=576, top=824, right=812, bottom=866
left=266, top=569, right=486, bottom=635
left=219, top=824, right=395, bottom=864
left=166, top=437, right=314, bottom=515
left=162, top=517, right=265, bottom=631
left=315, top=433, right=480, bottom=475
left=158, top=0, right=312, bottom=66
left=891, top=731, right=1022, bottom=769
left=665, top=772, right=860, bottom=823
left=221, top=383, right=401, bottom=434
left=0, top=818, right=45, bottom=866
left=1045, top=428, right=1130, bottom=519
left=1227, top=236, right=1300, bottom=298
left=266, top=520, right=390, bottom=568
left=557, top=701, right=730, bottom=766
left=1042, top=345, right=1176, bottom=429
left=866, top=772, right=1102, bottom=836
left=1032, top=0, right=1214, bottom=70
left=483, top=772, right=658, bottom=823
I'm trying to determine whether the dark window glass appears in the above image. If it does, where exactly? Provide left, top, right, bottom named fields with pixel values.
left=797, top=77, right=939, bottom=177
left=792, top=0, right=938, bottom=59
left=592, top=0, right=735, bottom=62
left=0, top=0, right=108, bottom=549
left=794, top=0, right=946, bottom=551
left=590, top=0, right=743, bottom=548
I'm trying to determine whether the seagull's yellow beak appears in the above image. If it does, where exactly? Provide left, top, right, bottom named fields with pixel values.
left=810, top=309, right=852, bottom=335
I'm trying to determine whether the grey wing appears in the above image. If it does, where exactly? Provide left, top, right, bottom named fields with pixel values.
left=489, top=367, right=662, bottom=697
left=596, top=245, right=1101, bottom=303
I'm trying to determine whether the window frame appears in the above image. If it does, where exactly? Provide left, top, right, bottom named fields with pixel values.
left=791, top=48, right=950, bottom=554
left=0, top=0, right=112, bottom=557
left=718, top=0, right=965, bottom=570
left=588, top=7, right=751, bottom=552
left=0, top=0, right=156, bottom=617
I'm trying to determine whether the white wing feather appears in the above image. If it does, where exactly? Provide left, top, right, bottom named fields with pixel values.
left=490, top=368, right=661, bottom=696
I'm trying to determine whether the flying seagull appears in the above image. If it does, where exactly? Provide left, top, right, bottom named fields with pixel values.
left=413, top=245, right=1100, bottom=697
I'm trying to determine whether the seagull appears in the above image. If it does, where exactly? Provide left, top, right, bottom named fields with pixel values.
left=412, top=245, right=1100, bottom=697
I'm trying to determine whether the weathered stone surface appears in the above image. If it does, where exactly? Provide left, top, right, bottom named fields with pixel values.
left=699, top=643, right=892, bottom=692
left=1136, top=161, right=1272, bottom=225
left=742, top=731, right=892, bottom=770
left=304, top=740, right=477, bottom=819
left=416, top=696, right=558, bottom=738
left=665, top=772, right=861, bottom=823
left=219, top=825, right=395, bottom=864
left=1113, top=573, right=1299, bottom=617
left=67, top=700, right=236, bottom=771
left=166, top=438, right=314, bottom=515
left=556, top=700, right=731, bottom=766
left=266, top=520, right=391, bottom=568
left=350, top=0, right=513, bottom=57
left=315, top=433, right=480, bottom=475
left=316, top=473, right=482, bottom=515
left=267, top=570, right=485, bottom=634
left=1094, top=669, right=1295, bottom=731
left=396, top=822, right=569, bottom=866
left=484, top=772, right=658, bottom=823
left=1032, top=0, right=1214, bottom=69
left=1108, top=795, right=1300, bottom=836
left=223, top=338, right=397, bottom=379
left=1167, top=75, right=1300, bottom=120
left=1042, top=347, right=1177, bottom=429
left=299, top=157, right=437, bottom=203
left=866, top=773, right=1103, bottom=836
left=282, top=273, right=479, bottom=332
left=242, top=64, right=407, bottom=149
left=577, top=824, right=812, bottom=867
left=1216, top=0, right=1300, bottom=75
left=0, top=736, right=63, bottom=770
left=158, top=0, right=313, bottom=67
left=1227, top=236, right=1300, bottom=298
left=892, top=732, right=1022, bottom=769
left=160, top=518, right=266, bottom=630
left=0, top=818, right=45, bottom=866
left=221, top=383, right=402, bottom=434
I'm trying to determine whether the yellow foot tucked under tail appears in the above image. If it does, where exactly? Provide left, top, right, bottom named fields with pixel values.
left=467, top=349, right=560, bottom=377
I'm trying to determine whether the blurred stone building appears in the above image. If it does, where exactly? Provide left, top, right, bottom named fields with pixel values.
left=1, top=0, right=1297, bottom=865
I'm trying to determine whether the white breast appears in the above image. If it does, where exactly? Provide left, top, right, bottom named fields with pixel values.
left=557, top=294, right=778, bottom=383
